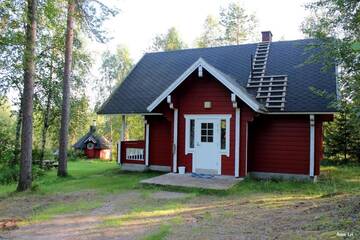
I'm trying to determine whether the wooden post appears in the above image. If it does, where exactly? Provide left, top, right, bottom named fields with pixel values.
left=145, top=119, right=150, bottom=166
left=235, top=108, right=240, bottom=178
left=173, top=108, right=178, bottom=173
left=309, top=114, right=315, bottom=177
left=118, top=115, right=126, bottom=165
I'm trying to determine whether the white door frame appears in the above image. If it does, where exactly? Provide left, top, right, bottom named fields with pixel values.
left=184, top=114, right=231, bottom=175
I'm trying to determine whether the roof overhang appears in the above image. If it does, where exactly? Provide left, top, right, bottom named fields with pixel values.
left=146, top=58, right=264, bottom=113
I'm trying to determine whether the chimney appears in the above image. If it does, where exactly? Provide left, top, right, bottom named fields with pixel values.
left=90, top=120, right=96, bottom=133
left=261, top=31, right=273, bottom=42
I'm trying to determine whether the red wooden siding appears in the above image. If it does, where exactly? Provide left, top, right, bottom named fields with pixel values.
left=248, top=115, right=311, bottom=175
left=121, top=140, right=145, bottom=164
left=84, top=149, right=111, bottom=160
left=146, top=115, right=172, bottom=166
left=171, top=70, right=236, bottom=175
left=239, top=104, right=255, bottom=177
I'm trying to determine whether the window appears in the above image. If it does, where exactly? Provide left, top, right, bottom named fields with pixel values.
left=201, top=122, right=214, bottom=142
left=220, top=119, right=226, bottom=149
left=87, top=142, right=94, bottom=150
left=190, top=119, right=195, bottom=148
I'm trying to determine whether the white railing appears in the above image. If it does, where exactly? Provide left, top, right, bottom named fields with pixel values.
left=126, top=148, right=144, bottom=160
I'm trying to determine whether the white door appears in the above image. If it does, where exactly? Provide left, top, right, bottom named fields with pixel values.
left=193, top=119, right=220, bottom=174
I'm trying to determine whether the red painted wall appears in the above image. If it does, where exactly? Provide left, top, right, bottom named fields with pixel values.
left=171, top=70, right=236, bottom=175
left=146, top=115, right=172, bottom=166
left=84, top=148, right=111, bottom=160
left=248, top=115, right=320, bottom=175
left=121, top=140, right=145, bottom=164
left=239, top=104, right=255, bottom=177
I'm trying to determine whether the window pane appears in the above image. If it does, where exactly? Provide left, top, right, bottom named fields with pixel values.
left=221, top=119, right=226, bottom=149
left=201, top=136, right=207, bottom=142
left=208, top=129, right=213, bottom=136
left=208, top=136, right=213, bottom=142
left=208, top=123, right=214, bottom=129
left=190, top=119, right=195, bottom=148
left=201, top=129, right=207, bottom=135
left=201, top=123, right=206, bottom=129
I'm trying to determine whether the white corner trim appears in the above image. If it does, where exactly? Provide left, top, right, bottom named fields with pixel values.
left=117, top=141, right=121, bottom=165
left=173, top=108, right=178, bottom=172
left=309, top=114, right=315, bottom=177
left=235, top=108, right=241, bottom=178
left=145, top=123, right=150, bottom=166
left=146, top=58, right=262, bottom=112
left=245, top=122, right=248, bottom=175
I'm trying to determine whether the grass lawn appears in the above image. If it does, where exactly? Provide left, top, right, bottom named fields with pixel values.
left=0, top=160, right=359, bottom=239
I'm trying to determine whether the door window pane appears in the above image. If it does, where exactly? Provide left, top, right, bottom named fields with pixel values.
left=190, top=119, right=195, bottom=148
left=220, top=119, right=226, bottom=149
left=201, top=122, right=214, bottom=142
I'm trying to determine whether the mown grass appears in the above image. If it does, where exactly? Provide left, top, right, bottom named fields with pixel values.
left=103, top=202, right=184, bottom=227
left=1, top=161, right=359, bottom=199
left=20, top=199, right=102, bottom=225
left=0, top=160, right=160, bottom=198
left=142, top=224, right=172, bottom=240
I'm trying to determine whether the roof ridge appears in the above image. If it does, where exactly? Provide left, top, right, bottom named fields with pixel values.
left=144, top=38, right=316, bottom=55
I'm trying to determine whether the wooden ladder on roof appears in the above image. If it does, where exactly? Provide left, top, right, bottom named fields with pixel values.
left=247, top=42, right=288, bottom=111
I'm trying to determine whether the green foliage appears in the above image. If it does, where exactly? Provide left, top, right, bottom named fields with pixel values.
left=196, top=2, right=258, bottom=48
left=75, top=0, right=118, bottom=43
left=150, top=27, right=187, bottom=52
left=95, top=45, right=133, bottom=109
left=67, top=149, right=86, bottom=161
left=302, top=0, right=360, bottom=164
left=324, top=101, right=360, bottom=163
left=196, top=15, right=223, bottom=48
left=219, top=2, right=258, bottom=44
left=0, top=102, right=16, bottom=183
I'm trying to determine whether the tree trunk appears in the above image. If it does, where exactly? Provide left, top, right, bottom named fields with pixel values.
left=40, top=54, right=54, bottom=165
left=17, top=0, right=37, bottom=192
left=58, top=0, right=75, bottom=177
left=12, top=100, right=22, bottom=166
left=40, top=89, right=52, bottom=164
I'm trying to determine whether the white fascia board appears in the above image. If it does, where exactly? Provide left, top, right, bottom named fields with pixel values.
left=265, top=112, right=336, bottom=115
left=146, top=58, right=262, bottom=113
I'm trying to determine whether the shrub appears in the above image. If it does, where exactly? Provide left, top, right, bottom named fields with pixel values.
left=67, top=149, right=87, bottom=161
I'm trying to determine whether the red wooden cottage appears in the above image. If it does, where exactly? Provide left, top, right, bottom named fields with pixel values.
left=98, top=31, right=336, bottom=180
left=73, top=123, right=112, bottom=160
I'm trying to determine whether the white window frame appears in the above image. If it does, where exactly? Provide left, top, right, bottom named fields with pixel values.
left=184, top=114, right=231, bottom=157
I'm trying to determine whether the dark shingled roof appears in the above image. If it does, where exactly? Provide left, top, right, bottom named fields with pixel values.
left=73, top=126, right=111, bottom=150
left=98, top=39, right=337, bottom=114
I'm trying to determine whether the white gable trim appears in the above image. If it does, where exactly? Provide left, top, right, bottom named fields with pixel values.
left=146, top=58, right=263, bottom=113
left=85, top=136, right=97, bottom=144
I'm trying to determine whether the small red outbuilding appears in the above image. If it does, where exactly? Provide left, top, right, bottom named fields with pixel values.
left=73, top=123, right=112, bottom=160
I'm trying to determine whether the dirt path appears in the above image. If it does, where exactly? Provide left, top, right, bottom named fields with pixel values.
left=0, top=191, right=359, bottom=240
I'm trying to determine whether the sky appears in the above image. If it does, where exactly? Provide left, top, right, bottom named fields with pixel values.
left=85, top=0, right=312, bottom=107
left=89, top=0, right=311, bottom=61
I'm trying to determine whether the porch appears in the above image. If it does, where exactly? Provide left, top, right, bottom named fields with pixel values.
left=140, top=173, right=243, bottom=190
